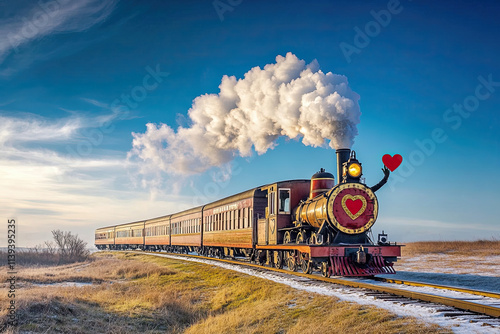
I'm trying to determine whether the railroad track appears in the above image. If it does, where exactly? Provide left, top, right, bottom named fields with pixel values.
left=127, top=250, right=500, bottom=328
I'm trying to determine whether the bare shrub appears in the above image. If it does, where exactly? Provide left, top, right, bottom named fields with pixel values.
left=0, top=230, right=90, bottom=266
left=51, top=229, right=90, bottom=264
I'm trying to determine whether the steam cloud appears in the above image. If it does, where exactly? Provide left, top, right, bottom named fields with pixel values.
left=130, top=52, right=360, bottom=175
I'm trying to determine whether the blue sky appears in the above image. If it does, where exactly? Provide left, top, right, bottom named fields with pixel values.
left=1, top=0, right=499, bottom=247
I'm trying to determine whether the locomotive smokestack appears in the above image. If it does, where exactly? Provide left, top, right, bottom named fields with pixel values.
left=336, top=148, right=351, bottom=184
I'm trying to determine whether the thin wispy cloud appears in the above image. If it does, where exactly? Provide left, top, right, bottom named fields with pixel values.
left=0, top=0, right=118, bottom=72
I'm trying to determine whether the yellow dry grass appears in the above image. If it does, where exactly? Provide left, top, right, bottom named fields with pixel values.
left=0, top=252, right=449, bottom=333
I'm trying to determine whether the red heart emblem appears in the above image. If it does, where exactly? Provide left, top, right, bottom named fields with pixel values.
left=346, top=198, right=363, bottom=215
left=382, top=154, right=402, bottom=172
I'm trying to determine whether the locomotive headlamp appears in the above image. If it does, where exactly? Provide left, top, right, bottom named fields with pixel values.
left=348, top=162, right=362, bottom=178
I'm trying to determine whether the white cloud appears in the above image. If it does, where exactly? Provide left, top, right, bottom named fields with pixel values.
left=0, top=111, right=191, bottom=247
left=129, top=53, right=361, bottom=179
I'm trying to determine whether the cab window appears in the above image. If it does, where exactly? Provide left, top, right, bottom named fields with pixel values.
left=278, top=189, right=290, bottom=213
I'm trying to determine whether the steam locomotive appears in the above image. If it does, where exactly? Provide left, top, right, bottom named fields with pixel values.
left=95, top=148, right=402, bottom=277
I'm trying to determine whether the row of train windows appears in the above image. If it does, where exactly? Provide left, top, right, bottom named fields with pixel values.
left=145, top=218, right=201, bottom=236
left=145, top=224, right=169, bottom=237
left=171, top=218, right=201, bottom=235
left=116, top=229, right=143, bottom=238
left=204, top=207, right=252, bottom=232
left=110, top=210, right=253, bottom=238
left=95, top=232, right=114, bottom=240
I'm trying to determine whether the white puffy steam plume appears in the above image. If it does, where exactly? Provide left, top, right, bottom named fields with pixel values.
left=130, top=52, right=360, bottom=175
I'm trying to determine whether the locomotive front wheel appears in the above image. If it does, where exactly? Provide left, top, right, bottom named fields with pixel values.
left=321, top=262, right=330, bottom=278
left=300, top=253, right=313, bottom=274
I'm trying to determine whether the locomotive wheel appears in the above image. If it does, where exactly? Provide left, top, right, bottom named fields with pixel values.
left=273, top=251, right=283, bottom=269
left=321, top=262, right=330, bottom=278
left=300, top=253, right=313, bottom=274
left=286, top=251, right=297, bottom=272
left=310, top=232, right=324, bottom=245
left=257, top=250, right=266, bottom=266
left=284, top=231, right=293, bottom=244
left=296, top=231, right=305, bottom=244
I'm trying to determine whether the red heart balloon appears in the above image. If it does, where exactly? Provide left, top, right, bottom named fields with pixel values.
left=382, top=154, right=402, bottom=172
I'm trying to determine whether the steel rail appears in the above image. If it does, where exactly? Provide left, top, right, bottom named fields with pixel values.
left=373, top=277, right=500, bottom=299
left=132, top=251, right=500, bottom=318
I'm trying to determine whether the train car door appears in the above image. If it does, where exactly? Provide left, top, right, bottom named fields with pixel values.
left=267, top=188, right=277, bottom=245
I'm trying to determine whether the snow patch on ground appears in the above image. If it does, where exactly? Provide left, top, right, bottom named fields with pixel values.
left=148, top=253, right=499, bottom=334
left=31, top=282, right=94, bottom=288
left=396, top=254, right=500, bottom=277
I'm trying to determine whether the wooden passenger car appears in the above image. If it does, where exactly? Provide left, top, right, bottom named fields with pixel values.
left=170, top=206, right=203, bottom=249
left=114, top=221, right=145, bottom=249
left=257, top=180, right=310, bottom=246
left=94, top=226, right=115, bottom=250
left=144, top=215, right=171, bottom=250
left=203, top=188, right=266, bottom=249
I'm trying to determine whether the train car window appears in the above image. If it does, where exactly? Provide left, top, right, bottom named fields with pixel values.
left=235, top=210, right=239, bottom=229
left=278, top=189, right=291, bottom=213
left=244, top=207, right=248, bottom=228
left=269, top=192, right=276, bottom=215
left=249, top=208, right=253, bottom=227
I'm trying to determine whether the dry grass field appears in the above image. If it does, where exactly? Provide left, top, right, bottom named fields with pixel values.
left=0, top=252, right=448, bottom=334
left=396, top=240, right=500, bottom=276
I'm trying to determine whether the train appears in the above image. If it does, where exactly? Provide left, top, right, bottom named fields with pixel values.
left=95, top=148, right=402, bottom=277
